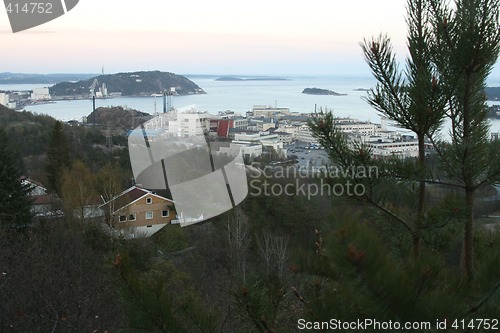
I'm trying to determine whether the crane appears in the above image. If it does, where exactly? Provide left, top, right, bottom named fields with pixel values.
left=89, top=78, right=98, bottom=97
left=89, top=78, right=99, bottom=123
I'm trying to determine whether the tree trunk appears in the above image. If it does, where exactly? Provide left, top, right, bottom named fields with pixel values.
left=463, top=188, right=475, bottom=279
left=414, top=133, right=426, bottom=258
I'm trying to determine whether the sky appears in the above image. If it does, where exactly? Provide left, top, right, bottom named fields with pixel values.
left=0, top=0, right=499, bottom=78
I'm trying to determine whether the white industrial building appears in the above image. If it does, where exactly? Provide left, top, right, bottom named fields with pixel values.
left=296, top=125, right=317, bottom=143
left=176, top=111, right=216, bottom=137
left=0, top=92, right=16, bottom=109
left=233, top=117, right=248, bottom=129
left=219, top=131, right=287, bottom=159
left=252, top=105, right=291, bottom=118
left=345, top=132, right=430, bottom=159
left=0, top=92, right=8, bottom=106
left=31, top=87, right=51, bottom=101
left=143, top=107, right=216, bottom=138
left=272, top=131, right=294, bottom=144
left=219, top=141, right=263, bottom=159
left=334, top=119, right=379, bottom=136
left=366, top=139, right=422, bottom=158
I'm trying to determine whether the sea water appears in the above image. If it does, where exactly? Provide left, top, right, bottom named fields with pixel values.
left=5, top=75, right=500, bottom=134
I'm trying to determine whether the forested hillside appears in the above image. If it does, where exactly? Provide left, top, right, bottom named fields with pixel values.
left=50, top=71, right=206, bottom=97
left=0, top=104, right=131, bottom=182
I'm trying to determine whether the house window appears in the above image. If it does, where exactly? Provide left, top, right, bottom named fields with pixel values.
left=162, top=210, right=169, bottom=218
left=145, top=211, right=153, bottom=220
left=128, top=213, right=136, bottom=221
left=146, top=197, right=152, bottom=204
left=119, top=215, right=127, bottom=222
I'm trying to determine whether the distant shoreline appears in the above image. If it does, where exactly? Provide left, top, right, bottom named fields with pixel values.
left=215, top=76, right=289, bottom=82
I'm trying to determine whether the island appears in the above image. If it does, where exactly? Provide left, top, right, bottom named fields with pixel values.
left=302, top=87, right=347, bottom=96
left=215, top=76, right=289, bottom=81
left=486, top=87, right=500, bottom=101
left=353, top=88, right=371, bottom=92
left=49, top=70, right=206, bottom=98
left=215, top=76, right=245, bottom=81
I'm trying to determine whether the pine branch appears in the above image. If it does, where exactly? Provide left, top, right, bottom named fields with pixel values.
left=423, top=179, right=464, bottom=189
left=462, top=279, right=500, bottom=317
left=361, top=36, right=411, bottom=130
left=361, top=194, right=415, bottom=235
left=291, top=286, right=314, bottom=314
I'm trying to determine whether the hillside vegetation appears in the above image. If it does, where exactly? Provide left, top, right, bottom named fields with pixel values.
left=0, top=104, right=131, bottom=183
left=50, top=70, right=206, bottom=97
left=88, top=106, right=151, bottom=132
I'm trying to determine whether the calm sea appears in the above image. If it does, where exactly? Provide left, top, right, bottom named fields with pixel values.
left=3, top=75, right=500, bottom=134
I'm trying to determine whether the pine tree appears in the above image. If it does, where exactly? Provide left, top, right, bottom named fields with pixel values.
left=310, top=0, right=499, bottom=280
left=0, top=128, right=32, bottom=229
left=46, top=121, right=71, bottom=195
left=308, top=0, right=437, bottom=261
left=427, top=0, right=500, bottom=279
left=359, top=0, right=447, bottom=257
left=301, top=0, right=500, bottom=323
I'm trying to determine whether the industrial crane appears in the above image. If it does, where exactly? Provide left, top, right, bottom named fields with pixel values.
left=89, top=78, right=98, bottom=97
left=89, top=78, right=99, bottom=124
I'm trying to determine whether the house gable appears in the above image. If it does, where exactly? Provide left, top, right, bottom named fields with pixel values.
left=101, top=186, right=175, bottom=232
left=100, top=186, right=173, bottom=212
left=125, top=191, right=174, bottom=209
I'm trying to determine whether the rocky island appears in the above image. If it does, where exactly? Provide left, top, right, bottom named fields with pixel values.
left=215, top=76, right=288, bottom=81
left=486, top=87, right=500, bottom=101
left=302, top=87, right=347, bottom=96
left=49, top=70, right=205, bottom=98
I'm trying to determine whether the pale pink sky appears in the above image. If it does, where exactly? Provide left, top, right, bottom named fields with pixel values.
left=0, top=0, right=498, bottom=78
